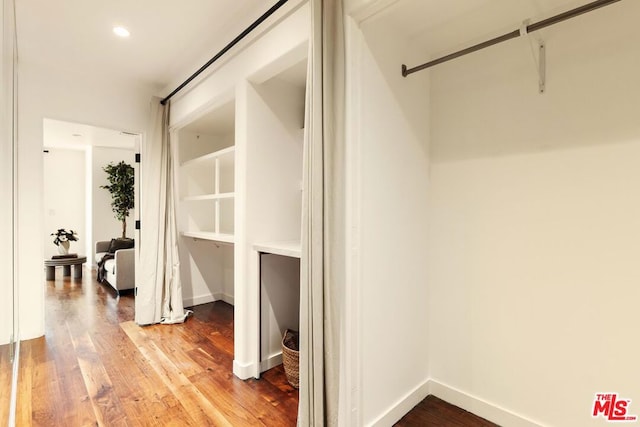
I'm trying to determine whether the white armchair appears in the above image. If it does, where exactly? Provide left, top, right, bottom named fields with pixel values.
left=95, top=240, right=135, bottom=294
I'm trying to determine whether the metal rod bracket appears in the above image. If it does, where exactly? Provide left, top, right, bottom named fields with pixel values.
left=400, top=0, right=622, bottom=78
left=519, top=19, right=530, bottom=37
left=538, top=42, right=546, bottom=94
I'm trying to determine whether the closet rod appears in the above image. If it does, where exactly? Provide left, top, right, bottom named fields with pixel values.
left=401, top=0, right=622, bottom=77
left=161, top=0, right=289, bottom=105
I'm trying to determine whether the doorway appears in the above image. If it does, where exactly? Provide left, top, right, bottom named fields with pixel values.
left=42, top=118, right=140, bottom=288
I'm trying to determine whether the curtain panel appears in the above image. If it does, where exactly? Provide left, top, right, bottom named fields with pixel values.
left=136, top=99, right=189, bottom=326
left=299, top=0, right=346, bottom=425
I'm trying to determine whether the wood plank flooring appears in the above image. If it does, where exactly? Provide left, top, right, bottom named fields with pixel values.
left=395, top=395, right=499, bottom=426
left=0, top=342, right=15, bottom=426
left=7, top=267, right=499, bottom=426
left=15, top=268, right=298, bottom=426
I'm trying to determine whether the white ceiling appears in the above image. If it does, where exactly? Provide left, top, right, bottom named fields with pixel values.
left=20, top=0, right=618, bottom=147
left=16, top=0, right=600, bottom=100
left=17, top=0, right=597, bottom=95
left=18, top=1, right=305, bottom=147
left=15, top=0, right=280, bottom=90
left=43, top=118, right=137, bottom=150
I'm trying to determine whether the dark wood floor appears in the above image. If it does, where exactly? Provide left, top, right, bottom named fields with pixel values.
left=6, top=267, right=499, bottom=426
left=396, top=395, right=499, bottom=426
left=15, top=268, right=298, bottom=426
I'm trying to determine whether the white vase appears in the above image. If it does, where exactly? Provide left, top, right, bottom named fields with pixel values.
left=58, top=240, right=70, bottom=255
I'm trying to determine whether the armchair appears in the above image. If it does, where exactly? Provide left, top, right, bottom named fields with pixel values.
left=95, top=240, right=135, bottom=293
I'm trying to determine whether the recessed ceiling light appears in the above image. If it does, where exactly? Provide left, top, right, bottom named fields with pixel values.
left=113, top=26, right=130, bottom=38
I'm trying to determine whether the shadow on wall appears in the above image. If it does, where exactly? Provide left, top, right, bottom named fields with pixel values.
left=180, top=238, right=232, bottom=305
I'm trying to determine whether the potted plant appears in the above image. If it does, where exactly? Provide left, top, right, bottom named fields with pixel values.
left=101, top=161, right=135, bottom=239
left=51, top=228, right=78, bottom=255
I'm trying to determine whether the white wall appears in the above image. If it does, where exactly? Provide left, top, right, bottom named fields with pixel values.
left=260, top=254, right=300, bottom=369
left=18, top=60, right=156, bottom=340
left=176, top=130, right=234, bottom=306
left=0, top=0, right=16, bottom=347
left=179, top=238, right=228, bottom=306
left=43, top=149, right=86, bottom=259
left=92, top=147, right=136, bottom=264
left=245, top=77, right=304, bottom=371
left=428, top=2, right=640, bottom=426
left=429, top=143, right=640, bottom=427
left=353, top=12, right=431, bottom=425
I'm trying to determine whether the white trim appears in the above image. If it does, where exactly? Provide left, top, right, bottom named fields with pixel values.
left=233, top=359, right=256, bottom=380
left=427, top=380, right=544, bottom=427
left=183, top=293, right=215, bottom=307
left=253, top=240, right=301, bottom=258
left=183, top=292, right=234, bottom=308
left=181, top=192, right=235, bottom=202
left=367, top=378, right=545, bottom=427
left=259, top=351, right=283, bottom=372
left=368, top=379, right=430, bottom=427
left=343, top=13, right=365, bottom=427
left=180, top=231, right=235, bottom=244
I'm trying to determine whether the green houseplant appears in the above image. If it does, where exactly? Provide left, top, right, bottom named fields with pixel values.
left=101, top=161, right=134, bottom=238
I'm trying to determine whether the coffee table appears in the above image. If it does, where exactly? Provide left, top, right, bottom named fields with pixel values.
left=45, top=256, right=87, bottom=280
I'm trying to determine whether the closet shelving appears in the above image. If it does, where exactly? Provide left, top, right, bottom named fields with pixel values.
left=173, top=55, right=307, bottom=379
left=178, top=114, right=235, bottom=245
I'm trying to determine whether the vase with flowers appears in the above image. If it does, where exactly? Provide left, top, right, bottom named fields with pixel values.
left=51, top=228, right=78, bottom=255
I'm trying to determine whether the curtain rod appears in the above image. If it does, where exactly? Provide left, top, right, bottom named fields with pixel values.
left=161, top=0, right=289, bottom=105
left=401, top=0, right=622, bottom=77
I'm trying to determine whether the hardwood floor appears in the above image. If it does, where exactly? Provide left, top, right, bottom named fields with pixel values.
left=395, top=395, right=499, bottom=426
left=15, top=268, right=298, bottom=426
left=10, top=268, right=499, bottom=426
left=0, top=342, right=15, bottom=426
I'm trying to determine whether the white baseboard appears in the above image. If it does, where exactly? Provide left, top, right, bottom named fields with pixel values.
left=260, top=352, right=283, bottom=373
left=368, top=379, right=543, bottom=427
left=233, top=359, right=256, bottom=380
left=369, top=379, right=430, bottom=426
left=183, top=293, right=234, bottom=308
left=213, top=292, right=234, bottom=306
left=427, top=380, right=543, bottom=427
left=234, top=353, right=284, bottom=380
left=183, top=294, right=215, bottom=307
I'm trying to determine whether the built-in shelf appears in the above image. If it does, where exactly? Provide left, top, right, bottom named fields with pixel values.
left=182, top=192, right=235, bottom=202
left=181, top=231, right=235, bottom=244
left=253, top=240, right=301, bottom=258
left=179, top=138, right=235, bottom=239
left=181, top=145, right=235, bottom=167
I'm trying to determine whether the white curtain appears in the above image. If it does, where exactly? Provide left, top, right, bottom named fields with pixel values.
left=299, top=0, right=345, bottom=425
left=136, top=98, right=189, bottom=325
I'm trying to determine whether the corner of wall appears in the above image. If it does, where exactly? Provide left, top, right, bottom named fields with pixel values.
left=366, top=377, right=545, bottom=427
left=367, top=379, right=430, bottom=427
left=427, top=380, right=544, bottom=427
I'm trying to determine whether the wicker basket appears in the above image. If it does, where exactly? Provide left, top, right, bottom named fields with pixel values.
left=282, top=329, right=299, bottom=389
